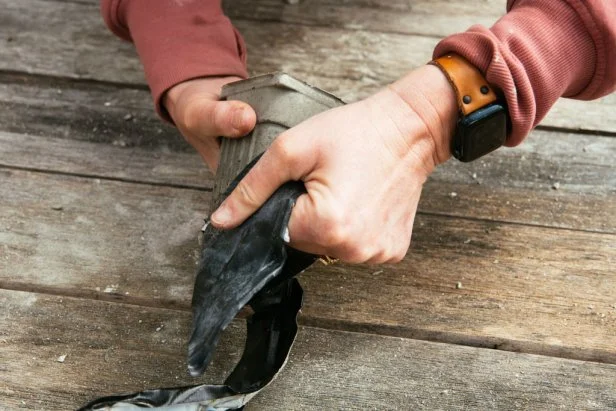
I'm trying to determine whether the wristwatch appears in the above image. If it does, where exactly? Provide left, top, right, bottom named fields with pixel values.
left=430, top=54, right=509, bottom=162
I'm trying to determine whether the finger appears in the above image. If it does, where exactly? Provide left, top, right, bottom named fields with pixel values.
left=290, top=199, right=380, bottom=263
left=211, top=135, right=309, bottom=229
left=285, top=193, right=329, bottom=255
left=183, top=130, right=221, bottom=172
left=186, top=99, right=256, bottom=139
left=365, top=252, right=388, bottom=265
left=384, top=240, right=411, bottom=264
left=287, top=191, right=370, bottom=262
left=197, top=141, right=221, bottom=173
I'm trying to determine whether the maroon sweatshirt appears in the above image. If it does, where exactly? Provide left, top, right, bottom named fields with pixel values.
left=101, top=0, right=615, bottom=146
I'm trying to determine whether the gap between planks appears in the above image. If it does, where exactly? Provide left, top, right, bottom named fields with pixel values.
left=0, top=69, right=148, bottom=91
left=535, top=124, right=616, bottom=138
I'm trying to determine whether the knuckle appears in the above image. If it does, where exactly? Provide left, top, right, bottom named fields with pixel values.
left=345, top=245, right=374, bottom=264
left=375, top=251, right=393, bottom=264
left=235, top=178, right=262, bottom=209
left=369, top=249, right=393, bottom=265
left=322, top=224, right=348, bottom=249
left=391, top=241, right=411, bottom=263
left=317, top=210, right=350, bottom=248
left=270, top=134, right=298, bottom=165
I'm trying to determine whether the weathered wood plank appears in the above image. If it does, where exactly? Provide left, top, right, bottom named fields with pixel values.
left=0, top=169, right=207, bottom=306
left=57, top=0, right=507, bottom=38
left=0, top=289, right=242, bottom=410
left=0, top=0, right=143, bottom=82
left=0, top=73, right=186, bottom=151
left=2, top=289, right=615, bottom=410
left=224, top=0, right=505, bottom=37
left=2, top=129, right=614, bottom=233
left=0, top=132, right=213, bottom=189
left=427, top=129, right=616, bottom=233
left=2, top=0, right=614, bottom=133
left=301, top=218, right=616, bottom=363
left=1, top=168, right=614, bottom=363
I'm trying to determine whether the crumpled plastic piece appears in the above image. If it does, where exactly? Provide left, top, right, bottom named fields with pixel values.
left=189, top=179, right=315, bottom=376
left=78, top=279, right=305, bottom=411
left=79, top=158, right=316, bottom=411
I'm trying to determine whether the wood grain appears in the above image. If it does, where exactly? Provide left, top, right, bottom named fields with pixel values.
left=2, top=0, right=615, bottom=133
left=224, top=0, right=505, bottom=37
left=2, top=0, right=615, bottom=407
left=0, top=73, right=186, bottom=151
left=1, top=168, right=614, bottom=363
left=2, top=289, right=615, bottom=410
left=55, top=0, right=507, bottom=38
left=2, top=129, right=614, bottom=233
left=0, top=169, right=207, bottom=308
left=0, top=132, right=213, bottom=190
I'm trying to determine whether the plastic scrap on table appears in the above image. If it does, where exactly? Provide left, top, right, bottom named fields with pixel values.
left=79, top=74, right=344, bottom=410
left=79, top=161, right=316, bottom=411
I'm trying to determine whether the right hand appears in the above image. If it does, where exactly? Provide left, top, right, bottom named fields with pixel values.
left=163, top=76, right=257, bottom=173
left=210, top=65, right=457, bottom=263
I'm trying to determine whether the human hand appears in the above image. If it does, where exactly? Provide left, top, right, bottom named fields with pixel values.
left=164, top=76, right=257, bottom=173
left=209, top=65, right=457, bottom=263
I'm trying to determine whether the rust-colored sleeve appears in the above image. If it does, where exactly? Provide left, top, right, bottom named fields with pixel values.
left=434, top=0, right=616, bottom=146
left=101, top=0, right=248, bottom=121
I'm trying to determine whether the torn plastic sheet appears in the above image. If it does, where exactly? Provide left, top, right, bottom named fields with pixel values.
left=79, top=168, right=316, bottom=411
left=78, top=279, right=306, bottom=411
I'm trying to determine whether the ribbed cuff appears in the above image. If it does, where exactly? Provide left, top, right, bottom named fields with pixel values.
left=433, top=0, right=602, bottom=146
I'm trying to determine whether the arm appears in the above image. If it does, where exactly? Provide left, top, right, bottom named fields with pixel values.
left=101, top=0, right=256, bottom=171
left=435, top=0, right=616, bottom=146
left=213, top=0, right=616, bottom=263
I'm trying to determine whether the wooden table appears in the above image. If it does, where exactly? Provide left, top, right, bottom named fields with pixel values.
left=1, top=0, right=615, bottom=409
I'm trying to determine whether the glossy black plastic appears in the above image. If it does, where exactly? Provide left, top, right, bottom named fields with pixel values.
left=79, top=159, right=315, bottom=410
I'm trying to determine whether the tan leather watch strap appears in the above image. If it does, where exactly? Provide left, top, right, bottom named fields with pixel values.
left=430, top=54, right=497, bottom=116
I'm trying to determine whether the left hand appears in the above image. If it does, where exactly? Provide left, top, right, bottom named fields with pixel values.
left=164, top=76, right=256, bottom=173
left=210, top=65, right=457, bottom=263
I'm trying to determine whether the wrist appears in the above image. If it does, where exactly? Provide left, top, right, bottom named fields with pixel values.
left=388, top=64, right=457, bottom=167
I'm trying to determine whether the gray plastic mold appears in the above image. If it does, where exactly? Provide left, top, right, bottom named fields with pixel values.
left=212, top=73, right=345, bottom=207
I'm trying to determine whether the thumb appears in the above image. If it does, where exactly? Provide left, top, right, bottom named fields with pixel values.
left=210, top=136, right=308, bottom=229
left=195, top=99, right=257, bottom=138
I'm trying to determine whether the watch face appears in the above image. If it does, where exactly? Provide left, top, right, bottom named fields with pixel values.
left=454, top=104, right=507, bottom=162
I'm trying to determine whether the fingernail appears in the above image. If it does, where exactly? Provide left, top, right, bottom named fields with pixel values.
left=232, top=107, right=249, bottom=130
left=211, top=206, right=231, bottom=227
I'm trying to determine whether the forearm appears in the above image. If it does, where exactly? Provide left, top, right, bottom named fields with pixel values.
left=100, top=0, right=248, bottom=121
left=434, top=0, right=616, bottom=146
